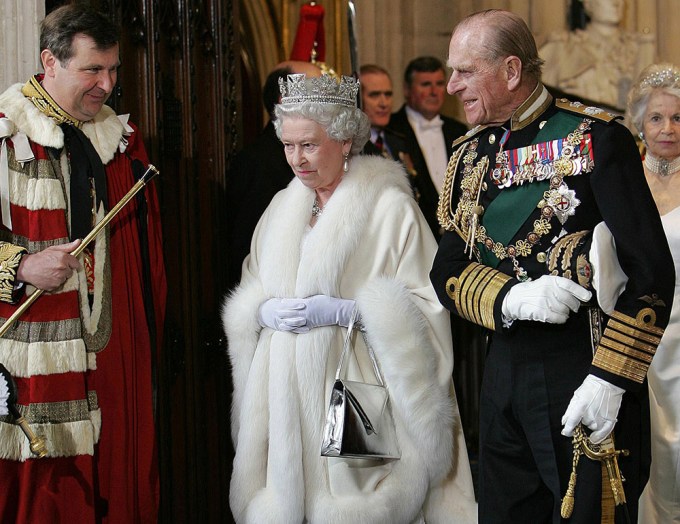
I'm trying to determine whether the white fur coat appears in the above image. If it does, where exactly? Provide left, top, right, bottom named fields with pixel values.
left=222, top=155, right=477, bottom=523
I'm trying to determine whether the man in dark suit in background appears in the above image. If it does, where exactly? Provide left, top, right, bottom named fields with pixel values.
left=359, top=64, right=422, bottom=194
left=359, top=65, right=407, bottom=158
left=390, top=56, right=467, bottom=239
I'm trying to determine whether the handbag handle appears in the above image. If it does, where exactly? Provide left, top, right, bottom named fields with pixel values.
left=334, top=307, right=385, bottom=387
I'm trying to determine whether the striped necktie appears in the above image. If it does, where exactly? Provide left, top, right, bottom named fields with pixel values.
left=374, top=133, right=384, bottom=152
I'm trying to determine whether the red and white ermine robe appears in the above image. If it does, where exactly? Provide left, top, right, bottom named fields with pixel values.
left=0, top=76, right=166, bottom=523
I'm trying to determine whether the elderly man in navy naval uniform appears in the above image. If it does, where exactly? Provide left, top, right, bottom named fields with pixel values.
left=431, top=9, right=674, bottom=524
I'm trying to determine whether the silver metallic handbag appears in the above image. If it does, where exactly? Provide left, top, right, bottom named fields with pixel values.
left=320, top=308, right=400, bottom=460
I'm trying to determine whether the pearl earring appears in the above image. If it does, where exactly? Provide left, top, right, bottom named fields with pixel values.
left=343, top=153, right=349, bottom=173
left=639, top=132, right=647, bottom=145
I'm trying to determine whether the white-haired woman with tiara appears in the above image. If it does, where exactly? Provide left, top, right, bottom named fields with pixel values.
left=221, top=73, right=476, bottom=523
left=627, top=63, right=680, bottom=523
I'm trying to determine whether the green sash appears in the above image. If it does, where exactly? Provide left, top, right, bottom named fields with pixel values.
left=479, top=112, right=584, bottom=267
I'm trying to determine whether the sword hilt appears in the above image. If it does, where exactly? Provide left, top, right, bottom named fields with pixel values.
left=579, top=430, right=629, bottom=506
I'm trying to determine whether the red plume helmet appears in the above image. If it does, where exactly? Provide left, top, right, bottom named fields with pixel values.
left=290, top=2, right=326, bottom=62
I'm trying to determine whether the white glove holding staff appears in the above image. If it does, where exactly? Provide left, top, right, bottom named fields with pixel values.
left=561, top=374, right=625, bottom=444
left=258, top=295, right=355, bottom=333
left=501, top=275, right=592, bottom=324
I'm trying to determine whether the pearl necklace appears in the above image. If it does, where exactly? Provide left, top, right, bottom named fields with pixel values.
left=645, top=153, right=680, bottom=177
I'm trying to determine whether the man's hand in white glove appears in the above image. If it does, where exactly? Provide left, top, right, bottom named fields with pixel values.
left=501, top=275, right=592, bottom=324
left=258, top=295, right=355, bottom=333
left=561, top=374, right=625, bottom=444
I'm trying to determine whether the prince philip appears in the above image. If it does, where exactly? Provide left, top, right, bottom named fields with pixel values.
left=431, top=9, right=674, bottom=523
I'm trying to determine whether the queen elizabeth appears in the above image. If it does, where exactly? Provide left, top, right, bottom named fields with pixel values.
left=222, top=73, right=476, bottom=523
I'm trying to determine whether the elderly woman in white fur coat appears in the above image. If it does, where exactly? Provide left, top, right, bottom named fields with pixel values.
left=222, top=73, right=477, bottom=524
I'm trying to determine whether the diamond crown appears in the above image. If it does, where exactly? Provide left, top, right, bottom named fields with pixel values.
left=278, top=73, right=359, bottom=108
left=640, top=67, right=680, bottom=88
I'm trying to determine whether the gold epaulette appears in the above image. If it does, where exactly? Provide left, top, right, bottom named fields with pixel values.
left=555, top=98, right=620, bottom=124
left=450, top=124, right=488, bottom=149
left=592, top=308, right=664, bottom=383
left=445, top=263, right=512, bottom=331
left=0, top=242, right=27, bottom=303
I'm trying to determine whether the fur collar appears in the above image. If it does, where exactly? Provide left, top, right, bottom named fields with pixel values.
left=258, top=155, right=412, bottom=297
left=0, top=82, right=125, bottom=164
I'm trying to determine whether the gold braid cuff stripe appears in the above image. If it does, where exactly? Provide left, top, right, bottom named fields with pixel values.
left=607, top=318, right=664, bottom=344
left=610, top=309, right=664, bottom=336
left=593, top=348, right=649, bottom=383
left=0, top=242, right=27, bottom=303
left=600, top=323, right=659, bottom=356
left=446, top=263, right=511, bottom=330
left=599, top=337, right=654, bottom=364
left=593, top=308, right=663, bottom=383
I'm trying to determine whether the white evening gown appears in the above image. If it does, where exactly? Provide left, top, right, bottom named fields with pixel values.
left=639, top=205, right=680, bottom=523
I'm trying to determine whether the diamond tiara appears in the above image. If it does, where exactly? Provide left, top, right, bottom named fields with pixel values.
left=640, top=67, right=680, bottom=88
left=278, top=73, right=359, bottom=108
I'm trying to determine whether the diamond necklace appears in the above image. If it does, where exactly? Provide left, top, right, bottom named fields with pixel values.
left=312, top=198, right=323, bottom=217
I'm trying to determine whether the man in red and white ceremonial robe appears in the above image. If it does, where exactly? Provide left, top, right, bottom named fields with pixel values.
left=0, top=5, right=166, bottom=523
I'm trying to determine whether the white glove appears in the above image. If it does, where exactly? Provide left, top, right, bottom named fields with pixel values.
left=501, top=275, right=592, bottom=324
left=257, top=298, right=306, bottom=332
left=280, top=295, right=355, bottom=333
left=258, top=295, right=355, bottom=333
left=561, top=374, right=625, bottom=444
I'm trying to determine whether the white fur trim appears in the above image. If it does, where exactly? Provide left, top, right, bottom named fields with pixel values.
left=0, top=84, right=63, bottom=149
left=81, top=106, right=125, bottom=164
left=0, top=338, right=89, bottom=378
left=307, top=451, right=429, bottom=523
left=9, top=169, right=66, bottom=210
left=357, top=277, right=455, bottom=484
left=422, top=439, right=478, bottom=523
left=248, top=155, right=415, bottom=299
left=59, top=270, right=79, bottom=293
left=87, top=352, right=97, bottom=370
left=78, top=203, right=108, bottom=336
left=298, top=156, right=412, bottom=297
left=222, top=281, right=267, bottom=444
left=0, top=82, right=125, bottom=164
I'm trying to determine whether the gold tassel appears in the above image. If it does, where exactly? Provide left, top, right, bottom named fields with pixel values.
left=561, top=430, right=583, bottom=518
left=561, top=469, right=577, bottom=518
